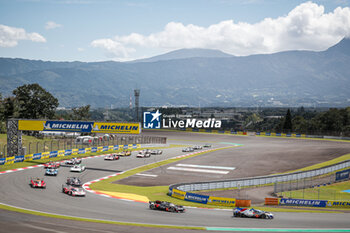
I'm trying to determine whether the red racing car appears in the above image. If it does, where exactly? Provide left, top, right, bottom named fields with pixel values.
left=62, top=184, right=86, bottom=197
left=30, top=177, right=46, bottom=188
left=44, top=161, right=60, bottom=169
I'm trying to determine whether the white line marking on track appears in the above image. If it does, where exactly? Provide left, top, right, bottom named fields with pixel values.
left=167, top=167, right=229, bottom=174
left=135, top=173, right=158, bottom=177
left=176, top=164, right=236, bottom=170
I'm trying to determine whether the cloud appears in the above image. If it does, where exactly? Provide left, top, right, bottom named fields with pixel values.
left=0, top=24, right=46, bottom=47
left=92, top=2, right=350, bottom=59
left=45, top=21, right=62, bottom=30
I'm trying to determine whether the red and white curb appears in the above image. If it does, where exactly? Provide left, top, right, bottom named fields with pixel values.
left=82, top=173, right=148, bottom=203
left=0, top=164, right=44, bottom=174
left=82, top=147, right=234, bottom=206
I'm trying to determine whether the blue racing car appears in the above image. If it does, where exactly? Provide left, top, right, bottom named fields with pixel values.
left=45, top=167, right=58, bottom=176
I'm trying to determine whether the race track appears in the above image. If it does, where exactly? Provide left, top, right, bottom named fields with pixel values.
left=1, top=130, right=350, bottom=232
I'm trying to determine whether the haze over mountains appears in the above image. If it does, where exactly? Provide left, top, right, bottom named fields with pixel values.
left=1, top=38, right=350, bottom=108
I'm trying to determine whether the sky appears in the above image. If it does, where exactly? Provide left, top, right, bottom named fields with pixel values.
left=0, top=0, right=350, bottom=62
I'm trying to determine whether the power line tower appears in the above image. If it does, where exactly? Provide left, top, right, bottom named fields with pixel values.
left=134, top=89, right=140, bottom=122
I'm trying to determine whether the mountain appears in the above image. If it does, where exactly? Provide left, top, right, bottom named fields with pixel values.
left=1, top=39, right=350, bottom=108
left=130, top=48, right=234, bottom=63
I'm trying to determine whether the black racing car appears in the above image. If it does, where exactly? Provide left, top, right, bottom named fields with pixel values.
left=149, top=200, right=185, bottom=213
left=66, top=177, right=82, bottom=186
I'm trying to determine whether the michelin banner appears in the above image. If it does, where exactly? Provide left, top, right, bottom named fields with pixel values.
left=25, top=154, right=33, bottom=161
left=14, top=155, right=25, bottom=163
left=207, top=196, right=236, bottom=207
left=18, top=120, right=140, bottom=134
left=327, top=201, right=350, bottom=208
left=279, top=198, right=327, bottom=207
left=170, top=188, right=186, bottom=200
left=184, top=192, right=209, bottom=204
left=5, top=156, right=15, bottom=165
left=0, top=158, right=5, bottom=165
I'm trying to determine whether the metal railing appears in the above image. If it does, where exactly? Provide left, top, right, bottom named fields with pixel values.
left=170, top=160, right=350, bottom=192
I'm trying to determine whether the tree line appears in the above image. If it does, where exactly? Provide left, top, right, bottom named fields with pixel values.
left=247, top=107, right=350, bottom=136
left=0, top=83, right=90, bottom=133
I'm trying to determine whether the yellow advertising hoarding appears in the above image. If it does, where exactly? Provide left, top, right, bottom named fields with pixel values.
left=18, top=120, right=140, bottom=134
left=207, top=196, right=236, bottom=207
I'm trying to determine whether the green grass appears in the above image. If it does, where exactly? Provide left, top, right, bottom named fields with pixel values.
left=279, top=181, right=350, bottom=201
left=90, top=146, right=237, bottom=208
left=0, top=203, right=204, bottom=230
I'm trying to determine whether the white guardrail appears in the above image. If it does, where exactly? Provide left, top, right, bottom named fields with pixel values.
left=170, top=160, right=350, bottom=192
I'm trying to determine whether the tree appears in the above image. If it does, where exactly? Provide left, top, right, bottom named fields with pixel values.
left=283, top=109, right=293, bottom=133
left=71, top=105, right=91, bottom=120
left=2, top=97, right=16, bottom=120
left=13, top=83, right=58, bottom=119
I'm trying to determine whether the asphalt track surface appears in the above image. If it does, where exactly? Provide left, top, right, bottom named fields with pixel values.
left=1, top=130, right=350, bottom=232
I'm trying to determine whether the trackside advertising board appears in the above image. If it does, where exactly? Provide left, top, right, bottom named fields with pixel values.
left=277, top=198, right=350, bottom=208
left=1, top=144, right=141, bottom=166
left=18, top=120, right=140, bottom=134
left=170, top=188, right=236, bottom=207
left=279, top=198, right=327, bottom=207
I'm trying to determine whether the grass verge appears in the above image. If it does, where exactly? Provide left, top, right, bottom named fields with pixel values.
left=279, top=180, right=350, bottom=201
left=0, top=203, right=204, bottom=230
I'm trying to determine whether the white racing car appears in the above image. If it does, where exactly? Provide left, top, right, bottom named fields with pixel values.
left=182, top=147, right=194, bottom=152
left=70, top=164, right=86, bottom=173
left=136, top=150, right=151, bottom=158
left=233, top=208, right=274, bottom=219
left=151, top=150, right=162, bottom=155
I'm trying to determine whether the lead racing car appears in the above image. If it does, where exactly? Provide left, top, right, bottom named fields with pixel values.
left=149, top=200, right=185, bottom=213
left=30, top=177, right=46, bottom=188
left=233, top=207, right=274, bottom=219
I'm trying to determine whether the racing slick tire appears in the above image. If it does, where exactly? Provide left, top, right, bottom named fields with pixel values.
left=150, top=204, right=156, bottom=210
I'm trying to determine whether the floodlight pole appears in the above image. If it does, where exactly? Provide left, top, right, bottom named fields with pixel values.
left=7, top=119, right=23, bottom=157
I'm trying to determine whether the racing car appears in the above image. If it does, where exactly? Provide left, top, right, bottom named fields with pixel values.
left=65, top=157, right=82, bottom=165
left=151, top=149, right=162, bottom=155
left=118, top=150, right=131, bottom=157
left=182, top=147, right=194, bottom=152
left=233, top=207, right=274, bottom=219
left=203, top=144, right=212, bottom=148
left=44, top=161, right=60, bottom=169
left=137, top=150, right=151, bottom=158
left=66, top=177, right=82, bottom=186
left=62, top=184, right=86, bottom=197
left=104, top=153, right=120, bottom=160
left=193, top=145, right=202, bottom=150
left=30, top=177, right=46, bottom=188
left=45, top=167, right=58, bottom=176
left=149, top=200, right=185, bottom=213
left=70, top=164, right=86, bottom=172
